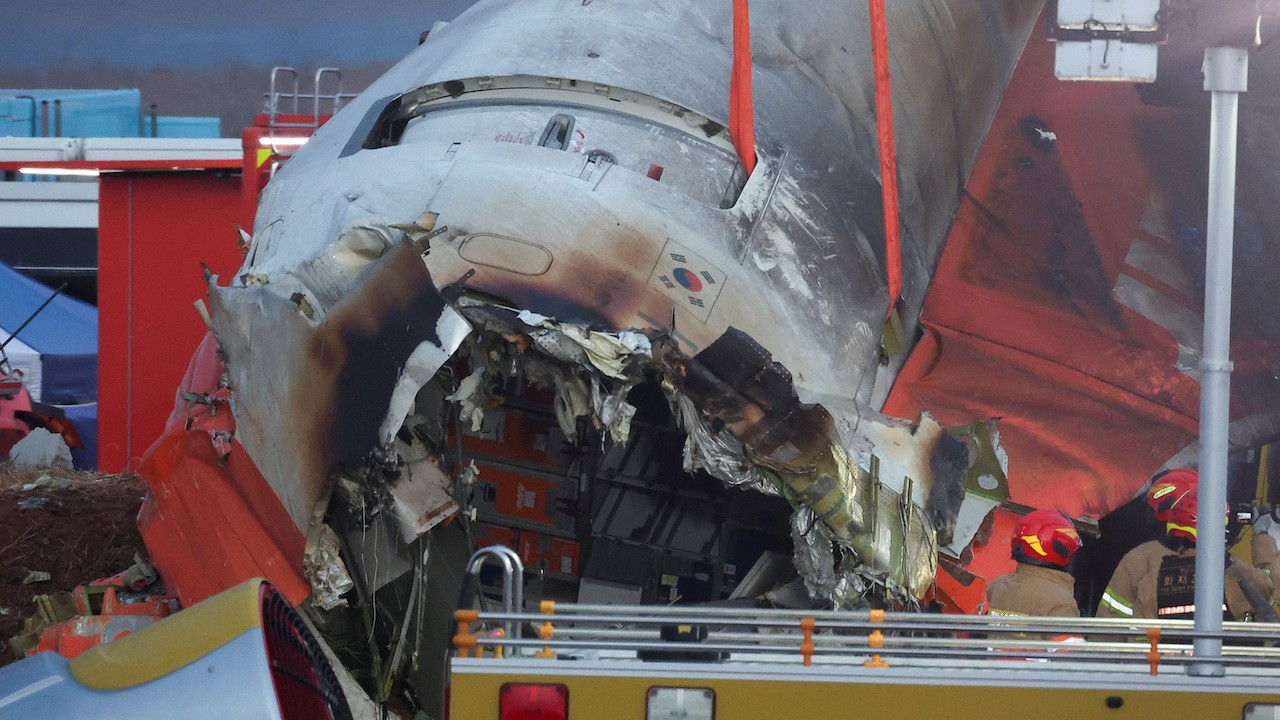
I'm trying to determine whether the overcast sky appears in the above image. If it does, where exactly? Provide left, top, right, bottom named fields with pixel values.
left=3, top=0, right=477, bottom=69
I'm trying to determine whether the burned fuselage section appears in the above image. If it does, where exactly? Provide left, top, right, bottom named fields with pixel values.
left=158, top=0, right=1044, bottom=712
left=197, top=215, right=1009, bottom=709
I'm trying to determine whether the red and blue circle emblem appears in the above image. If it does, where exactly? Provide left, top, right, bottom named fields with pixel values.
left=673, top=267, right=702, bottom=292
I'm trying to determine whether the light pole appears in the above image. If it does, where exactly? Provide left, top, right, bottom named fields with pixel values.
left=1190, top=45, right=1248, bottom=678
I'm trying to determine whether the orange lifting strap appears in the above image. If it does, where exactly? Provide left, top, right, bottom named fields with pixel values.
left=868, top=0, right=903, bottom=315
left=731, top=0, right=899, bottom=314
left=729, top=0, right=758, bottom=175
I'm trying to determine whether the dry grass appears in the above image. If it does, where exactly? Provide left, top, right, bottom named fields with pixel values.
left=0, top=463, right=129, bottom=492
left=0, top=463, right=148, bottom=662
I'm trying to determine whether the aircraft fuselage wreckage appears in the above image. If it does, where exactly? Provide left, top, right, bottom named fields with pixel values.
left=133, top=0, right=1042, bottom=712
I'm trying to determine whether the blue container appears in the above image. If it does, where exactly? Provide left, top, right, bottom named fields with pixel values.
left=0, top=89, right=222, bottom=139
left=0, top=89, right=141, bottom=138
left=153, top=115, right=221, bottom=138
left=0, top=95, right=39, bottom=136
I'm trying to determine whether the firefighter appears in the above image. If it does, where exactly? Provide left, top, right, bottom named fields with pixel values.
left=987, top=509, right=1082, bottom=619
left=1096, top=469, right=1197, bottom=619
left=1251, top=508, right=1278, bottom=591
left=1098, top=479, right=1270, bottom=620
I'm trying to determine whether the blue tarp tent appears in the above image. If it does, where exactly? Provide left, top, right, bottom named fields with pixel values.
left=0, top=261, right=98, bottom=467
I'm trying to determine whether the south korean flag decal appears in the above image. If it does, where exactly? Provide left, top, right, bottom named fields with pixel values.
left=647, top=238, right=726, bottom=322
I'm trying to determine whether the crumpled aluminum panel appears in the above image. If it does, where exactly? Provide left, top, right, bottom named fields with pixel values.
left=209, top=237, right=469, bottom=530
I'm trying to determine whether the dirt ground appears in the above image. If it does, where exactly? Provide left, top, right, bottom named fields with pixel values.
left=0, top=463, right=148, bottom=662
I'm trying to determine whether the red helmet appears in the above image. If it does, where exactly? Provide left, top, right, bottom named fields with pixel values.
left=1012, top=509, right=1081, bottom=568
left=1165, top=486, right=1199, bottom=542
left=1146, top=468, right=1198, bottom=523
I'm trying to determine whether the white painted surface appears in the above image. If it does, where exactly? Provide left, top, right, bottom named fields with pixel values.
left=1055, top=40, right=1159, bottom=83
left=81, top=137, right=241, bottom=161
left=0, top=182, right=98, bottom=228
left=1057, top=0, right=1160, bottom=30
left=0, top=331, right=42, bottom=402
left=0, top=629, right=285, bottom=720
left=0, top=137, right=82, bottom=163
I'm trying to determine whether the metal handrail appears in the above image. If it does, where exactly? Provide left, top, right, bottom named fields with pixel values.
left=261, top=66, right=358, bottom=156
left=458, top=636, right=1280, bottom=669
left=464, top=610, right=1280, bottom=641
left=259, top=94, right=359, bottom=123
left=546, top=627, right=1280, bottom=655
left=475, top=605, right=1280, bottom=633
left=483, top=544, right=525, bottom=616
left=463, top=546, right=524, bottom=646
left=268, top=67, right=300, bottom=119
left=313, top=67, right=344, bottom=127
left=453, top=604, right=1280, bottom=670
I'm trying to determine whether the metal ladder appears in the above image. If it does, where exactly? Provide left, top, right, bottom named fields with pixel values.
left=262, top=66, right=358, bottom=154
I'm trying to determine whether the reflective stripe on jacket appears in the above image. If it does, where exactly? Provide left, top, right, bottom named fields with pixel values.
left=1098, top=539, right=1272, bottom=620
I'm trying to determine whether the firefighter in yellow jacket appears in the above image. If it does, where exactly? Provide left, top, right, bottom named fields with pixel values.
left=1098, top=474, right=1270, bottom=620
left=1251, top=508, right=1279, bottom=604
left=987, top=509, right=1082, bottom=619
left=1097, top=469, right=1196, bottom=619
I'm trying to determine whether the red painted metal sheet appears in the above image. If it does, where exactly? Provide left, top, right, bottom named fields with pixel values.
left=136, top=333, right=309, bottom=607
left=459, top=411, right=566, bottom=472
left=519, top=530, right=581, bottom=578
left=474, top=464, right=571, bottom=530
left=886, top=35, right=1280, bottom=601
left=240, top=116, right=328, bottom=227
left=97, top=172, right=245, bottom=472
left=32, top=586, right=172, bottom=659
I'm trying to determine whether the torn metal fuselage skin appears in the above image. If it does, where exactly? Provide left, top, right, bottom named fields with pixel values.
left=181, top=0, right=1042, bottom=712
left=244, top=0, right=1044, bottom=409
